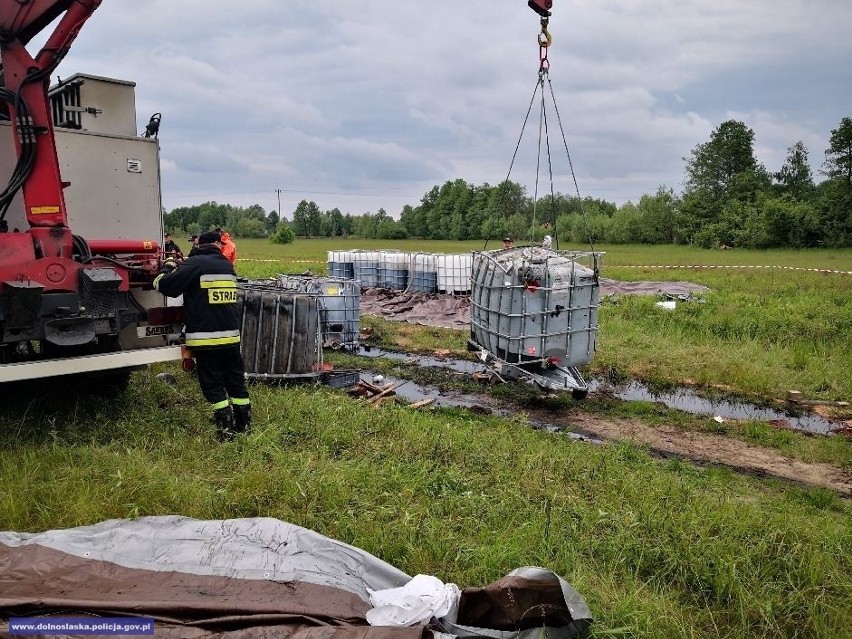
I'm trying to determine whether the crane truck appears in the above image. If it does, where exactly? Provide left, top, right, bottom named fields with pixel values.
left=0, top=0, right=182, bottom=389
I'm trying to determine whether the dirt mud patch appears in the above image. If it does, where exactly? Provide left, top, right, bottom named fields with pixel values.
left=556, top=411, right=852, bottom=497
left=350, top=359, right=852, bottom=496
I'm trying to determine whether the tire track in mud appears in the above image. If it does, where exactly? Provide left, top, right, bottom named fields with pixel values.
left=353, top=367, right=852, bottom=497
left=548, top=411, right=852, bottom=497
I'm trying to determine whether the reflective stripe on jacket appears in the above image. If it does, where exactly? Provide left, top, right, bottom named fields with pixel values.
left=185, top=329, right=240, bottom=348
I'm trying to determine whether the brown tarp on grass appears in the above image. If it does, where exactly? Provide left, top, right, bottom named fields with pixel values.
left=360, top=289, right=471, bottom=329
left=0, top=544, right=424, bottom=639
left=0, top=517, right=421, bottom=638
left=0, top=517, right=592, bottom=639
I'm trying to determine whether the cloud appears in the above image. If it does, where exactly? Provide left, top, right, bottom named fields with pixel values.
left=39, top=0, right=852, bottom=216
left=724, top=109, right=828, bottom=177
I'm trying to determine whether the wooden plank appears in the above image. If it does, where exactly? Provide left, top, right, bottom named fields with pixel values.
left=371, top=396, right=396, bottom=409
left=369, top=383, right=399, bottom=406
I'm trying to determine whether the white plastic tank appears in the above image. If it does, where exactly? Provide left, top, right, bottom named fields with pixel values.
left=436, top=253, right=473, bottom=294
left=277, top=274, right=361, bottom=350
left=327, top=250, right=355, bottom=280
left=469, top=247, right=602, bottom=368
left=378, top=251, right=409, bottom=290
left=408, top=253, right=438, bottom=293
left=352, top=250, right=380, bottom=288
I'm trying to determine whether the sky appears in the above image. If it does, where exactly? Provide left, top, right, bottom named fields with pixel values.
left=44, top=0, right=852, bottom=220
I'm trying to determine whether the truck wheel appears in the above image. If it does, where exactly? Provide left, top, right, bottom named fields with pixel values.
left=93, top=369, right=132, bottom=397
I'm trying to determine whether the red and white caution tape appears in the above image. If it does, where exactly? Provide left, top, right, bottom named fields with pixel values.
left=239, top=259, right=324, bottom=264
left=239, top=259, right=851, bottom=275
left=619, top=264, right=852, bottom=276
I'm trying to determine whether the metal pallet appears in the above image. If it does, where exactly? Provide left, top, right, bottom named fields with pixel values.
left=469, top=340, right=589, bottom=399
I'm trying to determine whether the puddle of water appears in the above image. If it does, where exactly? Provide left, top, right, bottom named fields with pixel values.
left=354, top=347, right=843, bottom=435
left=358, top=372, right=603, bottom=444
left=591, top=380, right=838, bottom=435
left=358, top=346, right=481, bottom=374
left=360, top=372, right=501, bottom=413
left=529, top=420, right=605, bottom=444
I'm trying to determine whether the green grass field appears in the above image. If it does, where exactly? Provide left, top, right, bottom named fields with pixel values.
left=240, top=239, right=852, bottom=403
left=2, top=241, right=852, bottom=639
left=236, top=237, right=852, bottom=270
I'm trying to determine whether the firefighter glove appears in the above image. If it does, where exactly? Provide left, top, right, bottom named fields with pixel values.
left=159, top=258, right=178, bottom=274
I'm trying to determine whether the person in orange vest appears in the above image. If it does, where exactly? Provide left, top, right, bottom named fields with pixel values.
left=215, top=227, right=237, bottom=264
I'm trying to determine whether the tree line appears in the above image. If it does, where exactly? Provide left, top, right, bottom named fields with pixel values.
left=164, top=116, right=852, bottom=248
left=164, top=202, right=278, bottom=239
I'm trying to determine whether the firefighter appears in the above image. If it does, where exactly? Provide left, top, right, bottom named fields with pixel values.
left=154, top=230, right=250, bottom=441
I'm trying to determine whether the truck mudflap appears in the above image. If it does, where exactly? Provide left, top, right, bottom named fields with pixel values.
left=44, top=317, right=97, bottom=346
left=0, top=345, right=182, bottom=383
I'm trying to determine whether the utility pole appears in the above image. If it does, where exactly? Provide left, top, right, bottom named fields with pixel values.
left=275, top=188, right=282, bottom=219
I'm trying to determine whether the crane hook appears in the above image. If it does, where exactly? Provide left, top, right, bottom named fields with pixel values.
left=538, top=17, right=552, bottom=48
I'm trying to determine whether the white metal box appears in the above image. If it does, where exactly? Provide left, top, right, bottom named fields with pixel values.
left=49, top=73, right=138, bottom=137
left=0, top=123, right=163, bottom=242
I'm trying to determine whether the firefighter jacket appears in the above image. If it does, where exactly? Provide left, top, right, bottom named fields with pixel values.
left=153, top=246, right=240, bottom=349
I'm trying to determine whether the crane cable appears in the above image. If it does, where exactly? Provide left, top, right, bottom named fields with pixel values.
left=545, top=71, right=596, bottom=254
left=489, top=12, right=596, bottom=256
left=531, top=17, right=552, bottom=247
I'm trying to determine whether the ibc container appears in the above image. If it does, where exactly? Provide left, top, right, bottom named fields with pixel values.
left=436, top=253, right=473, bottom=294
left=327, top=250, right=355, bottom=280
left=238, top=284, right=323, bottom=380
left=408, top=252, right=438, bottom=293
left=352, top=250, right=380, bottom=288
left=469, top=247, right=602, bottom=368
left=378, top=251, right=409, bottom=290
left=277, top=275, right=361, bottom=350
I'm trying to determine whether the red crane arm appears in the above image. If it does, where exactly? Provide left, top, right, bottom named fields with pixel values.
left=0, top=0, right=101, bottom=258
left=1, top=0, right=102, bottom=68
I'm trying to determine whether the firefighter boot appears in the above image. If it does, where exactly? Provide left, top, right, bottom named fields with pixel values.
left=213, top=407, right=236, bottom=442
left=233, top=404, right=252, bottom=435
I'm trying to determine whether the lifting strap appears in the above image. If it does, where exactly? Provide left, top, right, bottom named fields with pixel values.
left=487, top=8, right=596, bottom=255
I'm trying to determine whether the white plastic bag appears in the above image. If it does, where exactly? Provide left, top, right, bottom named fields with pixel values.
left=366, top=574, right=461, bottom=627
